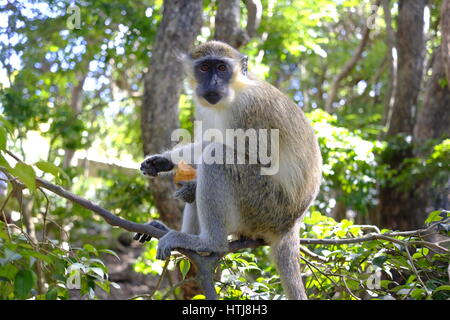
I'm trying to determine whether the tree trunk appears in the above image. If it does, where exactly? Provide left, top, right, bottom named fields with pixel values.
left=63, top=72, right=86, bottom=169
left=140, top=0, right=203, bottom=300
left=215, top=0, right=248, bottom=48
left=441, top=0, right=450, bottom=89
left=245, top=0, right=262, bottom=38
left=381, top=0, right=397, bottom=126
left=141, top=0, right=202, bottom=229
left=376, top=0, right=426, bottom=230
left=385, top=0, right=425, bottom=136
left=411, top=46, right=450, bottom=225
left=214, top=0, right=262, bottom=48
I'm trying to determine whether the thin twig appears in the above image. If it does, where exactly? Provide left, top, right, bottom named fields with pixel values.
left=148, top=257, right=170, bottom=300
left=404, top=244, right=427, bottom=290
left=342, top=276, right=361, bottom=300
left=0, top=189, right=13, bottom=241
left=300, top=245, right=328, bottom=262
left=37, top=187, right=50, bottom=243
left=161, top=278, right=197, bottom=300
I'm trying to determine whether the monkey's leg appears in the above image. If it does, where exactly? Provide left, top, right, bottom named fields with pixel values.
left=181, top=202, right=200, bottom=235
left=156, top=162, right=232, bottom=260
left=133, top=204, right=198, bottom=243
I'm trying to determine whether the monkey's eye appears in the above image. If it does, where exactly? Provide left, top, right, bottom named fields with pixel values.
left=199, top=64, right=209, bottom=72
left=217, top=64, right=227, bottom=72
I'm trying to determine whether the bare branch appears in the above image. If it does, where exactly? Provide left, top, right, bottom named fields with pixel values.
left=215, top=0, right=249, bottom=48
left=245, top=0, right=262, bottom=38
left=324, top=1, right=380, bottom=112
left=36, top=176, right=166, bottom=237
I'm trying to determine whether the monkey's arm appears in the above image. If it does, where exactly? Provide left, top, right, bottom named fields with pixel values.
left=141, top=142, right=206, bottom=176
left=164, top=141, right=212, bottom=168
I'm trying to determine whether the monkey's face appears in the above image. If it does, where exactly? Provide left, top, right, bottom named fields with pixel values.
left=193, top=57, right=233, bottom=105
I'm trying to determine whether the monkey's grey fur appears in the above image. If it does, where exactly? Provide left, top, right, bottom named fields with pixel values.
left=173, top=181, right=196, bottom=204
left=140, top=41, right=322, bottom=300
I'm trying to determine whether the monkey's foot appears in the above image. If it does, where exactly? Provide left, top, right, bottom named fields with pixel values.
left=134, top=220, right=170, bottom=243
left=156, top=231, right=177, bottom=260
left=140, top=155, right=174, bottom=177
left=173, top=180, right=196, bottom=203
left=156, top=231, right=217, bottom=260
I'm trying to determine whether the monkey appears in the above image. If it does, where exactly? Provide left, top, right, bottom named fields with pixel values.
left=137, top=41, right=322, bottom=300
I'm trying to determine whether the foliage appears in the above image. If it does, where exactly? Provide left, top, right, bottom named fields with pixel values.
left=308, top=109, right=384, bottom=215
left=393, top=139, right=450, bottom=191
left=0, top=221, right=120, bottom=300
left=209, top=210, right=450, bottom=300
left=0, top=119, right=119, bottom=300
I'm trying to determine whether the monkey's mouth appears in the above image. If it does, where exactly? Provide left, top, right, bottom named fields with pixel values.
left=203, top=92, right=222, bottom=105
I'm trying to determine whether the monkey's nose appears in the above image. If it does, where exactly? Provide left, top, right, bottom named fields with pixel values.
left=204, top=92, right=222, bottom=104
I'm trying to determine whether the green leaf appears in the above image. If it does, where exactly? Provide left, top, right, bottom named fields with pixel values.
left=179, top=259, right=191, bottom=280
left=0, top=153, right=11, bottom=169
left=110, top=282, right=120, bottom=289
left=0, top=127, right=6, bottom=150
left=35, top=160, right=70, bottom=183
left=10, top=163, right=36, bottom=192
left=425, top=210, right=443, bottom=224
left=35, top=161, right=60, bottom=177
left=373, top=255, right=388, bottom=267
left=99, top=249, right=120, bottom=260
left=89, top=267, right=105, bottom=279
left=26, top=250, right=53, bottom=264
left=45, top=287, right=58, bottom=300
left=95, top=280, right=110, bottom=294
left=434, top=285, right=450, bottom=293
left=0, top=117, right=14, bottom=133
left=83, top=244, right=98, bottom=255
left=411, top=288, right=426, bottom=300
left=14, top=269, right=34, bottom=299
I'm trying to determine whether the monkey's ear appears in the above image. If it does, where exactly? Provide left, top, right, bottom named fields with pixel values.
left=241, top=55, right=248, bottom=76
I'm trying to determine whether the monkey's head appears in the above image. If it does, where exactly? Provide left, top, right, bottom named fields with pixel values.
left=185, top=41, right=249, bottom=106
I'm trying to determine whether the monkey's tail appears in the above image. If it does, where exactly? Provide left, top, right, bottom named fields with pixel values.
left=270, top=222, right=307, bottom=300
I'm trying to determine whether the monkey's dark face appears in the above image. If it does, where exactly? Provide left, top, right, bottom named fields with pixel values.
left=193, top=58, right=233, bottom=105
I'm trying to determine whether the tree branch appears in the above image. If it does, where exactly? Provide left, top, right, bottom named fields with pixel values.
left=245, top=0, right=262, bottom=38
left=324, top=1, right=380, bottom=112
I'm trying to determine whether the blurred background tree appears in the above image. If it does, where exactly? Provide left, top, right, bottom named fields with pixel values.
left=0, top=0, right=448, bottom=300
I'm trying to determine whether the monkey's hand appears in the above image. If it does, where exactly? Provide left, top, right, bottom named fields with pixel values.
left=173, top=180, right=196, bottom=203
left=140, top=155, right=174, bottom=177
left=133, top=220, right=170, bottom=243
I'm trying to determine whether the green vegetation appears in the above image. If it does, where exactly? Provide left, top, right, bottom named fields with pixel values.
left=0, top=0, right=448, bottom=300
